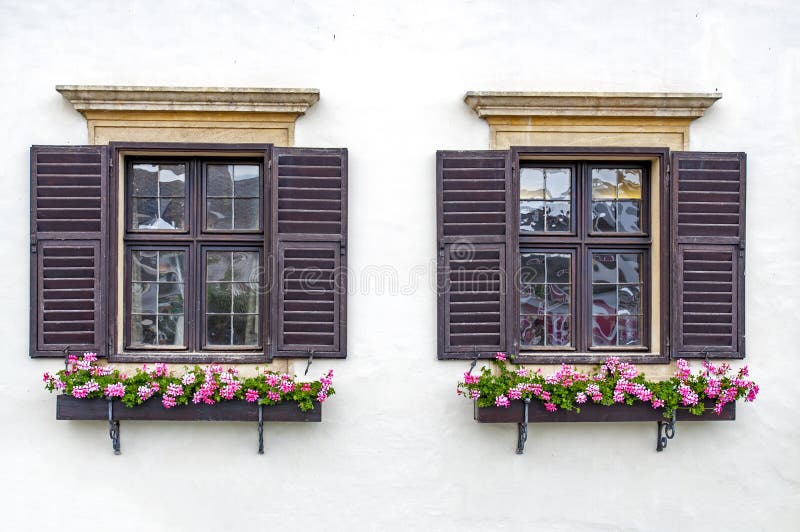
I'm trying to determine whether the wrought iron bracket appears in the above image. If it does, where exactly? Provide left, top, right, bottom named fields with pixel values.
left=304, top=350, right=315, bottom=376
left=257, top=405, right=264, bottom=454
left=656, top=411, right=677, bottom=452
left=516, top=398, right=530, bottom=455
left=108, top=400, right=121, bottom=455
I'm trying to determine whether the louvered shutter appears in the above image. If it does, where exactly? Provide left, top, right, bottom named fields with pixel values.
left=30, top=146, right=108, bottom=357
left=670, top=152, right=746, bottom=358
left=270, top=148, right=347, bottom=358
left=437, top=150, right=513, bottom=359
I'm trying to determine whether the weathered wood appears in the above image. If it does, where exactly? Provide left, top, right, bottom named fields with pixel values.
left=474, top=399, right=735, bottom=423
left=56, top=395, right=322, bottom=422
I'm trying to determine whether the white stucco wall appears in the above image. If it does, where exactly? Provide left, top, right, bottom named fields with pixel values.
left=1, top=0, right=798, bottom=530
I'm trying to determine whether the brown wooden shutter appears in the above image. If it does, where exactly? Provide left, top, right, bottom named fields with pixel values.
left=437, top=150, right=513, bottom=359
left=270, top=148, right=347, bottom=358
left=671, top=151, right=746, bottom=358
left=30, top=146, right=108, bottom=357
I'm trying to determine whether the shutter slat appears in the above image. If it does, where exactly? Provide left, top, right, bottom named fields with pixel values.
left=671, top=152, right=745, bottom=359
left=438, top=150, right=511, bottom=359
left=271, top=148, right=347, bottom=358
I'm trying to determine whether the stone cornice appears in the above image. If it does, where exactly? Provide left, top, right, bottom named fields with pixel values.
left=464, top=91, right=721, bottom=119
left=56, top=85, right=320, bottom=115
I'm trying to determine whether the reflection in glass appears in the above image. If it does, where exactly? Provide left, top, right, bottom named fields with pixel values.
left=520, top=167, right=572, bottom=233
left=130, top=163, right=186, bottom=230
left=590, top=168, right=643, bottom=233
left=130, top=249, right=185, bottom=347
left=590, top=252, right=644, bottom=347
left=205, top=251, right=260, bottom=346
left=520, top=252, right=572, bottom=348
left=206, top=164, right=261, bottom=231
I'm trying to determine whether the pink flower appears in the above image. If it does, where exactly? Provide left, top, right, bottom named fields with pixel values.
left=267, top=391, right=281, bottom=402
left=507, top=387, right=522, bottom=400
left=137, top=385, right=155, bottom=402
left=495, top=352, right=507, bottom=362
left=104, top=383, right=125, bottom=398
left=544, top=402, right=557, bottom=412
left=575, top=392, right=587, bottom=404
left=470, top=389, right=481, bottom=400
left=678, top=384, right=699, bottom=406
left=71, top=385, right=89, bottom=399
left=162, top=395, right=177, bottom=409
left=42, top=372, right=51, bottom=383
left=676, top=359, right=691, bottom=381
left=83, top=352, right=97, bottom=363
left=540, top=391, right=551, bottom=401
left=651, top=398, right=665, bottom=409
left=245, top=389, right=259, bottom=403
left=495, top=394, right=510, bottom=408
left=516, top=368, right=529, bottom=377
left=301, top=383, right=312, bottom=392
left=463, top=372, right=480, bottom=385
left=166, top=383, right=184, bottom=397
left=154, top=363, right=169, bottom=377
left=279, top=381, right=295, bottom=394
left=181, top=372, right=196, bottom=386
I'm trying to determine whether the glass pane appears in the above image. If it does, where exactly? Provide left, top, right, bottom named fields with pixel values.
left=617, top=169, right=642, bottom=199
left=592, top=316, right=617, bottom=346
left=232, top=283, right=259, bottom=313
left=591, top=169, right=617, bottom=200
left=617, top=201, right=641, bottom=232
left=545, top=168, right=571, bottom=200
left=234, top=165, right=260, bottom=197
left=158, top=251, right=184, bottom=282
left=520, top=284, right=545, bottom=314
left=618, top=316, right=642, bottom=346
left=234, top=198, right=259, bottom=230
left=520, top=253, right=545, bottom=284
left=592, top=284, right=617, bottom=315
left=132, top=251, right=157, bottom=281
left=158, top=165, right=186, bottom=197
left=207, top=198, right=233, bottom=230
left=546, top=254, right=570, bottom=283
left=132, top=164, right=158, bottom=196
left=159, top=198, right=185, bottom=230
left=617, top=284, right=641, bottom=315
left=546, top=202, right=570, bottom=232
left=131, top=282, right=156, bottom=314
left=546, top=284, right=570, bottom=314
left=132, top=198, right=158, bottom=229
left=592, top=254, right=617, bottom=283
left=207, top=315, right=232, bottom=345
left=207, top=252, right=232, bottom=281
left=520, top=201, right=545, bottom=232
left=520, top=315, right=545, bottom=347
left=158, top=315, right=184, bottom=346
left=207, top=165, right=233, bottom=196
left=207, top=283, right=232, bottom=314
left=592, top=201, right=616, bottom=232
left=232, top=315, right=259, bottom=345
left=618, top=253, right=641, bottom=283
left=520, top=168, right=545, bottom=200
left=547, top=315, right=571, bottom=346
left=232, top=251, right=260, bottom=282
left=157, top=283, right=184, bottom=314
left=131, top=314, right=157, bottom=345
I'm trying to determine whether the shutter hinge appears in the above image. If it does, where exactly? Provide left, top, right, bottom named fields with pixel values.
left=268, top=159, right=272, bottom=170
left=106, top=338, right=113, bottom=356
left=30, top=234, right=37, bottom=254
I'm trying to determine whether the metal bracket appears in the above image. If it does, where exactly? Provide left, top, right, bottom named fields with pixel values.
left=304, top=350, right=315, bottom=376
left=468, top=351, right=480, bottom=374
left=516, top=398, right=530, bottom=455
left=257, top=405, right=264, bottom=454
left=108, top=400, right=121, bottom=455
left=656, top=411, right=677, bottom=452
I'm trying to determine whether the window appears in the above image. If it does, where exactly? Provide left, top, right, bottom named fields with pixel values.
left=30, top=143, right=348, bottom=362
left=518, top=162, right=651, bottom=353
left=123, top=158, right=265, bottom=353
left=436, top=147, right=746, bottom=363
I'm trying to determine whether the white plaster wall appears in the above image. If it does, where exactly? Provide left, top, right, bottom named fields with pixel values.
left=1, top=0, right=798, bottom=530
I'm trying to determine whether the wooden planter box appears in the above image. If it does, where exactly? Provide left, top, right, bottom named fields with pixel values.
left=56, top=395, right=321, bottom=422
left=475, top=399, right=734, bottom=423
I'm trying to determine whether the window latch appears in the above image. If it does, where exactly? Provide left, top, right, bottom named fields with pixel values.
left=304, top=350, right=315, bottom=376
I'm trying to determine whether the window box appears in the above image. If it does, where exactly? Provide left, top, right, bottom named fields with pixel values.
left=56, top=395, right=322, bottom=422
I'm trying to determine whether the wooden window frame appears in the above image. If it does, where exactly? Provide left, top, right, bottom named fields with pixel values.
left=109, top=142, right=272, bottom=364
left=510, top=147, right=669, bottom=364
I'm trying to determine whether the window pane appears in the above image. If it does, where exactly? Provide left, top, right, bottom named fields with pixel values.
left=205, top=251, right=260, bottom=347
left=590, top=168, right=642, bottom=233
left=205, top=164, right=261, bottom=231
left=130, top=163, right=185, bottom=231
left=520, top=252, right=572, bottom=348
left=130, top=250, right=185, bottom=347
left=520, top=167, right=572, bottom=233
left=591, top=252, right=644, bottom=347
